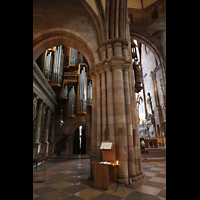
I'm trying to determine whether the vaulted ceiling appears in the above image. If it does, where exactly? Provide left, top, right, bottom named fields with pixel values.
left=85, top=0, right=158, bottom=16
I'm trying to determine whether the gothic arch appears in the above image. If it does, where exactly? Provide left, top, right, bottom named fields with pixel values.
left=131, top=32, right=166, bottom=91
left=131, top=33, right=163, bottom=65
left=33, top=28, right=100, bottom=69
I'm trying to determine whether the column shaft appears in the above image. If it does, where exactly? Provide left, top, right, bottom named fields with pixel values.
left=112, top=66, right=128, bottom=182
left=91, top=76, right=97, bottom=161
left=96, top=73, right=101, bottom=160
left=123, top=69, right=135, bottom=177
left=106, top=68, right=115, bottom=141
left=101, top=71, right=107, bottom=141
left=34, top=100, right=43, bottom=144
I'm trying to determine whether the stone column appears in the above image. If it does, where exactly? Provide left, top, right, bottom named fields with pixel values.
left=49, top=112, right=55, bottom=155
left=106, top=41, right=113, bottom=59
left=40, top=107, right=51, bottom=154
left=131, top=78, right=144, bottom=181
left=33, top=99, right=43, bottom=158
left=123, top=61, right=135, bottom=177
left=91, top=70, right=97, bottom=161
left=33, top=95, right=38, bottom=121
left=100, top=66, right=107, bottom=141
left=105, top=62, right=115, bottom=141
left=111, top=57, right=128, bottom=183
left=113, top=38, right=123, bottom=57
left=122, top=40, right=128, bottom=60
left=96, top=70, right=101, bottom=161
left=100, top=42, right=106, bottom=60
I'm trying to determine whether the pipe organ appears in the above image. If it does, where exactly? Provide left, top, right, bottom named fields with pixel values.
left=87, top=80, right=92, bottom=105
left=79, top=66, right=87, bottom=113
left=44, top=50, right=53, bottom=81
left=68, top=86, right=76, bottom=117
left=53, top=45, right=64, bottom=85
left=37, top=45, right=92, bottom=118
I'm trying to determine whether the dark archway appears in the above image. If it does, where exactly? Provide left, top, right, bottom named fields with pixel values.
left=73, top=126, right=86, bottom=154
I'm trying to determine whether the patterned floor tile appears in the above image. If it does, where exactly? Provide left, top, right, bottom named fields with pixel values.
left=105, top=185, right=133, bottom=198
left=74, top=188, right=103, bottom=200
left=159, top=171, right=166, bottom=175
left=143, top=172, right=157, bottom=177
left=135, top=185, right=161, bottom=196
left=33, top=197, right=45, bottom=200
left=155, top=173, right=166, bottom=178
left=157, top=189, right=166, bottom=198
left=33, top=186, right=57, bottom=196
left=41, top=190, right=71, bottom=200
left=149, top=167, right=165, bottom=171
left=50, top=181, right=73, bottom=189
left=66, top=177, right=84, bottom=184
left=62, top=185, right=86, bottom=194
left=33, top=183, right=47, bottom=190
left=125, top=191, right=160, bottom=200
left=43, top=178, right=60, bottom=185
left=33, top=158, right=166, bottom=200
left=91, top=193, right=122, bottom=200
left=62, top=195, right=85, bottom=200
left=149, top=177, right=166, bottom=184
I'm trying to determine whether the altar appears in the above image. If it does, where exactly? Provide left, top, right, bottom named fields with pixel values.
left=140, top=138, right=158, bottom=148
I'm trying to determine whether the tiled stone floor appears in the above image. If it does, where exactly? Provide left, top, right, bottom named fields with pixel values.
left=33, top=158, right=166, bottom=200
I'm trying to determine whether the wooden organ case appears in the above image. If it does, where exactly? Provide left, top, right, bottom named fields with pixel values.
left=39, top=46, right=92, bottom=118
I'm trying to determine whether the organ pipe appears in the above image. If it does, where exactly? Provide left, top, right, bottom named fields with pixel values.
left=68, top=86, right=76, bottom=116
left=87, top=80, right=92, bottom=104
left=53, top=45, right=64, bottom=84
left=79, top=67, right=87, bottom=112
left=63, top=84, right=68, bottom=98
left=44, top=51, right=53, bottom=80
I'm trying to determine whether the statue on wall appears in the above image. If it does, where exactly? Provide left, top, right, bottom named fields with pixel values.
left=147, top=92, right=153, bottom=115
left=145, top=92, right=155, bottom=137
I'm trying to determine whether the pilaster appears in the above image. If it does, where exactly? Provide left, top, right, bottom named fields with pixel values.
left=33, top=99, right=43, bottom=159
left=111, top=56, right=128, bottom=182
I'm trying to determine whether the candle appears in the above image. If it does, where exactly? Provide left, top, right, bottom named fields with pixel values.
left=116, top=160, right=119, bottom=165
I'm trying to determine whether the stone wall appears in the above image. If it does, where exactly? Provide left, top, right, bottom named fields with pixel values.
left=138, top=43, right=166, bottom=137
left=128, top=0, right=166, bottom=63
left=33, top=0, right=101, bottom=64
left=53, top=106, right=92, bottom=155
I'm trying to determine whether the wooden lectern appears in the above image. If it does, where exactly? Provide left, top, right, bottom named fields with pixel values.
left=90, top=140, right=119, bottom=190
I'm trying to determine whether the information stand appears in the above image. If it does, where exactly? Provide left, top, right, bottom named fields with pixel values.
left=90, top=140, right=119, bottom=190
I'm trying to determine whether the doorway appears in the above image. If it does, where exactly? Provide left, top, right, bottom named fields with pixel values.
left=73, top=126, right=86, bottom=154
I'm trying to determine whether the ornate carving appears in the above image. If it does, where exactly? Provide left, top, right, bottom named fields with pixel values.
left=99, top=62, right=105, bottom=73
left=33, top=95, right=39, bottom=121
left=95, top=65, right=101, bottom=74
left=105, top=62, right=111, bottom=71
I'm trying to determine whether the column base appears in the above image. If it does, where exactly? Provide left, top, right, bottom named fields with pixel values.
left=48, top=143, right=55, bottom=154
left=33, top=142, right=41, bottom=159
left=131, top=171, right=145, bottom=182
left=40, top=142, right=49, bottom=156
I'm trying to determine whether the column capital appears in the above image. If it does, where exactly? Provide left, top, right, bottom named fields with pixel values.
left=33, top=95, right=39, bottom=106
left=38, top=99, right=43, bottom=107
left=111, top=56, right=125, bottom=70
left=122, top=39, right=129, bottom=48
left=89, top=66, right=95, bottom=78
left=104, top=61, right=112, bottom=71
left=105, top=39, right=113, bottom=48
left=99, top=62, right=105, bottom=73
left=100, top=41, right=106, bottom=49
left=123, top=60, right=132, bottom=71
